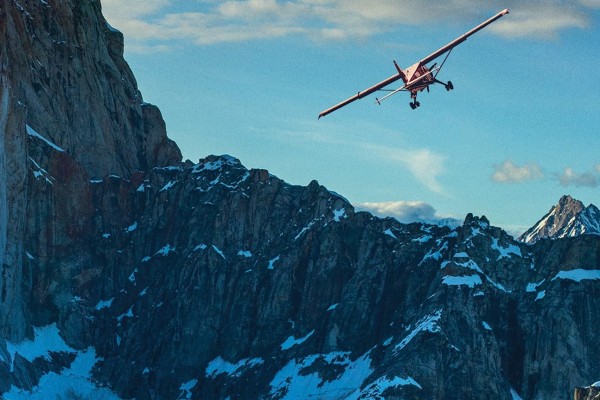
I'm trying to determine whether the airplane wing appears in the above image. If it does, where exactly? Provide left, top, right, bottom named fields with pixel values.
left=318, top=69, right=404, bottom=119
left=418, top=8, right=509, bottom=67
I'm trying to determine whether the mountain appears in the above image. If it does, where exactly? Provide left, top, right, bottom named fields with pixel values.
left=519, top=195, right=600, bottom=244
left=2, top=2, right=600, bottom=400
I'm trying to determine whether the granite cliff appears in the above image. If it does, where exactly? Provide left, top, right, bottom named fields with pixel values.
left=1, top=1, right=600, bottom=399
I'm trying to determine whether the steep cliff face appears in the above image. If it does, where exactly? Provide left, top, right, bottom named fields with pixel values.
left=3, top=0, right=181, bottom=177
left=0, top=0, right=181, bottom=342
left=2, top=2, right=600, bottom=400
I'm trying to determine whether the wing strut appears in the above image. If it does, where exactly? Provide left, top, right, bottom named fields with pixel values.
left=318, top=71, right=405, bottom=119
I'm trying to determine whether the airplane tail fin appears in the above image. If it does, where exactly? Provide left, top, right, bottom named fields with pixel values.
left=393, top=60, right=407, bottom=83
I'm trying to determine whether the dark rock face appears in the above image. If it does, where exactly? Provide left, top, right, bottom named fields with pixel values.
left=6, top=153, right=600, bottom=400
left=519, top=195, right=600, bottom=244
left=0, top=0, right=181, bottom=341
left=2, top=2, right=600, bottom=400
left=575, top=386, right=600, bottom=400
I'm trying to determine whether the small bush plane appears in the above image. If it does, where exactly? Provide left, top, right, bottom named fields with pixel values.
left=318, top=9, right=509, bottom=118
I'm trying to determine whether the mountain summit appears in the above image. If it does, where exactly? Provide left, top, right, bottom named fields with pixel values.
left=519, top=195, right=600, bottom=243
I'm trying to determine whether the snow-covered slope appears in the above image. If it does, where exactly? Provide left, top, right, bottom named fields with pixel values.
left=519, top=195, right=600, bottom=244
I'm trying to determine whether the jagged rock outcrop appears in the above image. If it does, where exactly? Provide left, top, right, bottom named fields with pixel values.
left=4, top=153, right=600, bottom=399
left=519, top=195, right=600, bottom=244
left=2, top=1, right=600, bottom=400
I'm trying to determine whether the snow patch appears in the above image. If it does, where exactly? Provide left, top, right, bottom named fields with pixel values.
left=26, top=125, right=65, bottom=152
left=155, top=244, right=176, bottom=257
left=353, top=375, right=422, bottom=398
left=159, top=180, right=176, bottom=192
left=193, top=156, right=239, bottom=173
left=125, top=221, right=138, bottom=232
left=5, top=324, right=71, bottom=372
left=29, top=158, right=54, bottom=184
left=281, top=330, right=315, bottom=350
left=491, top=238, right=522, bottom=260
left=294, top=219, right=318, bottom=241
left=482, top=321, right=492, bottom=331
left=412, top=235, right=433, bottom=243
left=212, top=245, right=226, bottom=259
left=395, top=309, right=442, bottom=352
left=95, top=298, right=114, bottom=310
left=383, top=229, right=397, bottom=239
left=535, top=290, right=546, bottom=301
left=510, top=387, right=524, bottom=400
left=179, top=379, right=198, bottom=399
left=442, top=274, right=482, bottom=288
left=552, top=269, right=600, bottom=282
left=205, top=356, right=264, bottom=378
left=237, top=250, right=253, bottom=258
left=269, top=351, right=373, bottom=400
left=268, top=255, right=280, bottom=270
left=332, top=208, right=346, bottom=222
left=526, top=279, right=545, bottom=293
left=4, top=347, right=121, bottom=400
left=419, top=241, right=448, bottom=265
left=194, top=244, right=208, bottom=252
left=116, top=306, right=134, bottom=323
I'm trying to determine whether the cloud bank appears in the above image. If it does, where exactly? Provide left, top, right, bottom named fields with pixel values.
left=357, top=200, right=439, bottom=223
left=491, top=160, right=543, bottom=183
left=101, top=0, right=599, bottom=51
left=558, top=167, right=600, bottom=188
left=492, top=160, right=600, bottom=188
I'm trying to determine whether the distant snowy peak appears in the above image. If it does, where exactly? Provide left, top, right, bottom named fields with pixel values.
left=519, top=195, right=600, bottom=244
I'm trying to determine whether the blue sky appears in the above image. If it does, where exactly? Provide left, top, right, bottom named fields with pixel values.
left=101, top=0, right=600, bottom=235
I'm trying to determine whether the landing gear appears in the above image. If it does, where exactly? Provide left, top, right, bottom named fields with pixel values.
left=410, top=92, right=420, bottom=110
left=446, top=80, right=454, bottom=91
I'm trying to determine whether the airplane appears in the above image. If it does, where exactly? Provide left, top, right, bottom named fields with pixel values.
left=318, top=9, right=509, bottom=118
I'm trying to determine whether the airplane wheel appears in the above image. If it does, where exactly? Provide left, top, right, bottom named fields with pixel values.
left=410, top=102, right=416, bottom=110
left=415, top=101, right=420, bottom=107
left=447, top=81, right=454, bottom=90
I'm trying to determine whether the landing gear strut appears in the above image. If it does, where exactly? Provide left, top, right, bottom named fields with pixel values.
left=409, top=93, right=420, bottom=110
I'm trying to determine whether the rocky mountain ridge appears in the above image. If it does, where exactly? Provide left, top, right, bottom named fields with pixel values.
left=2, top=1, right=600, bottom=399
left=519, top=195, right=600, bottom=244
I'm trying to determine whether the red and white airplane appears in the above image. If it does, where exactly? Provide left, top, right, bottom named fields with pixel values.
left=318, top=9, right=509, bottom=118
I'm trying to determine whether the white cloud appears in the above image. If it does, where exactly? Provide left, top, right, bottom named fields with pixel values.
left=579, top=0, right=600, bottom=8
left=357, top=200, right=437, bottom=223
left=363, top=144, right=447, bottom=194
left=557, top=167, right=599, bottom=188
left=275, top=122, right=448, bottom=195
left=489, top=5, right=588, bottom=39
left=100, top=0, right=596, bottom=50
left=492, top=160, right=543, bottom=183
left=102, top=0, right=171, bottom=21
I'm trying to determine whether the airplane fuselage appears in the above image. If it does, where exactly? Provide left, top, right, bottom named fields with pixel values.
left=404, top=64, right=435, bottom=95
